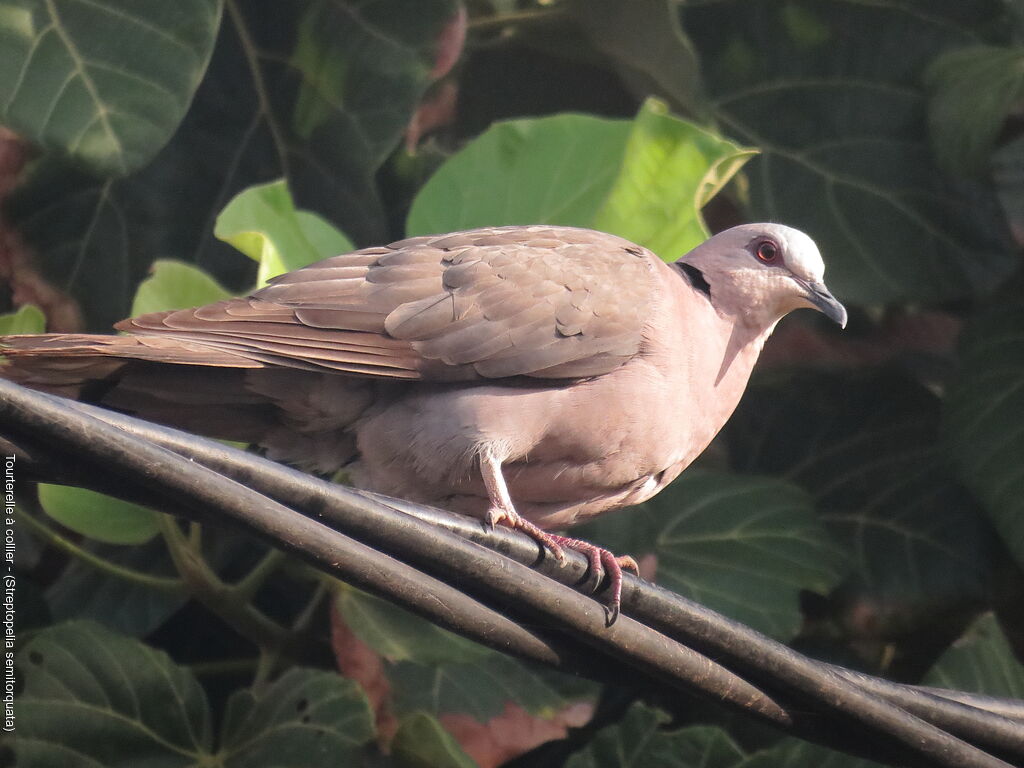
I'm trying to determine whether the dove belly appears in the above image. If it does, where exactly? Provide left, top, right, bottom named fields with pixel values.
left=350, top=359, right=716, bottom=530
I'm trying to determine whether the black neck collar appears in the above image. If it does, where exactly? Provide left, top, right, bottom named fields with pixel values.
left=677, top=262, right=711, bottom=297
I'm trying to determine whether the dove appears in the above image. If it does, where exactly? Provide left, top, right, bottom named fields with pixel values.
left=2, top=223, right=846, bottom=618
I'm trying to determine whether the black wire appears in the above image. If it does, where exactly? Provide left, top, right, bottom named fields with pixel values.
left=47, top=396, right=1023, bottom=761
left=0, top=383, right=793, bottom=723
left=1, top=380, right=1020, bottom=768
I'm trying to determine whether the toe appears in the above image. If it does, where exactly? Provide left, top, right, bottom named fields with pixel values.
left=617, top=555, right=640, bottom=575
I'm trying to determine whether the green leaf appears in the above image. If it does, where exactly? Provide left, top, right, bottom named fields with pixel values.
left=13, top=620, right=213, bottom=767
left=925, top=45, right=1024, bottom=176
left=407, top=100, right=750, bottom=258
left=130, top=259, right=232, bottom=315
left=6, top=0, right=455, bottom=330
left=390, top=654, right=582, bottom=721
left=992, top=133, right=1024, bottom=236
left=37, top=484, right=159, bottom=545
left=335, top=588, right=594, bottom=722
left=0, top=303, right=45, bottom=333
left=728, top=371, right=1000, bottom=609
left=574, top=0, right=703, bottom=118
left=335, top=585, right=490, bottom=664
left=737, top=739, right=883, bottom=768
left=945, top=297, right=1024, bottom=570
left=407, top=113, right=631, bottom=235
left=566, top=704, right=746, bottom=768
left=0, top=0, right=222, bottom=176
left=682, top=0, right=1017, bottom=303
left=392, top=712, right=478, bottom=768
left=652, top=472, right=845, bottom=639
left=924, top=613, right=1024, bottom=698
left=44, top=527, right=248, bottom=637
left=592, top=98, right=756, bottom=258
left=220, top=668, right=375, bottom=766
left=13, top=622, right=375, bottom=767
left=45, top=538, right=186, bottom=636
left=215, top=179, right=354, bottom=285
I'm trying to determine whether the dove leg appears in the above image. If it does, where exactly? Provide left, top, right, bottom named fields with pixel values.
left=480, top=449, right=568, bottom=565
left=479, top=449, right=638, bottom=623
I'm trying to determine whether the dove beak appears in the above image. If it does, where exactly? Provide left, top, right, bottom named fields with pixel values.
left=797, top=279, right=848, bottom=329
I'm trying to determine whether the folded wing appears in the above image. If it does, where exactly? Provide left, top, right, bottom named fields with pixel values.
left=119, top=225, right=661, bottom=381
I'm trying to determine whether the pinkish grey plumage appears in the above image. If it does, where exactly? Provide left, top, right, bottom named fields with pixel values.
left=1, top=223, right=845, bottom=533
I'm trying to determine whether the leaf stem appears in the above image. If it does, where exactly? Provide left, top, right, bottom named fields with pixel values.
left=157, top=513, right=291, bottom=651
left=233, top=548, right=288, bottom=602
left=19, top=507, right=185, bottom=593
left=224, top=0, right=290, bottom=175
left=468, top=5, right=569, bottom=33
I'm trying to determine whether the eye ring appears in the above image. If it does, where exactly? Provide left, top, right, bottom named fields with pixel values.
left=755, top=239, right=780, bottom=263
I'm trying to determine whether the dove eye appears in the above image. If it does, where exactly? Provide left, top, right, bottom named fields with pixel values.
left=755, top=239, right=780, bottom=264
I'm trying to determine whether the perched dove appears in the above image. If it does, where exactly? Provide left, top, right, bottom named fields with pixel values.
left=2, top=223, right=845, bottom=617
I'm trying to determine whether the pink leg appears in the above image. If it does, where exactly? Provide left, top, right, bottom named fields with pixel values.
left=479, top=450, right=637, bottom=624
left=480, top=449, right=567, bottom=565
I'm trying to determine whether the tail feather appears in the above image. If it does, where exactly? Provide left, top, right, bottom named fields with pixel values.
left=1, top=333, right=275, bottom=441
left=1, top=333, right=264, bottom=396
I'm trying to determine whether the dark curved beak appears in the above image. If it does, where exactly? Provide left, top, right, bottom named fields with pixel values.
left=798, top=279, right=847, bottom=328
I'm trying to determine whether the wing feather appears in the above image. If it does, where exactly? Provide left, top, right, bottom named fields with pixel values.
left=117, top=225, right=661, bottom=381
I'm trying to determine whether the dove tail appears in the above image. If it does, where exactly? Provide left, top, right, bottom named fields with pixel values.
left=0, top=333, right=276, bottom=442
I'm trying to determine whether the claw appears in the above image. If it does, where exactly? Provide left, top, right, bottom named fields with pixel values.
left=547, top=535, right=638, bottom=624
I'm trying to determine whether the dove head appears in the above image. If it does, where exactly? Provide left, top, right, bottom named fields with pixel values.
left=677, top=223, right=847, bottom=331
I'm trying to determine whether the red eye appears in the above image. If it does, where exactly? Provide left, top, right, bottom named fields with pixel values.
left=756, top=240, right=779, bottom=263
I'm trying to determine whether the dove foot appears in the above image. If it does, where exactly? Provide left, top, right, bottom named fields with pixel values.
left=547, top=536, right=639, bottom=625
left=479, top=448, right=635, bottom=623
left=485, top=505, right=569, bottom=566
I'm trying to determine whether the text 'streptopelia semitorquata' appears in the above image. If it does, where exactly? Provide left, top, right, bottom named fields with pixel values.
left=1, top=223, right=847, bottom=618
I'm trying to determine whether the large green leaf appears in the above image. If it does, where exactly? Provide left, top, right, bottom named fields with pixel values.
left=923, top=613, right=1024, bottom=698
left=335, top=585, right=490, bottom=665
left=130, top=259, right=232, bottom=315
left=728, top=371, right=999, bottom=609
left=13, top=620, right=213, bottom=766
left=566, top=704, right=745, bottom=768
left=992, top=133, right=1024, bottom=238
left=407, top=113, right=631, bottom=235
left=389, top=654, right=581, bottom=722
left=0, top=0, right=222, bottom=175
left=335, top=586, right=593, bottom=722
left=591, top=99, right=757, bottom=258
left=682, top=0, right=1017, bottom=303
left=45, top=538, right=187, bottom=637
left=574, top=0, right=703, bottom=119
left=219, top=668, right=375, bottom=766
left=37, top=483, right=159, bottom=545
left=392, top=712, right=478, bottom=768
left=215, top=179, right=353, bottom=285
left=925, top=45, right=1024, bottom=176
left=945, top=297, right=1024, bottom=569
left=14, top=622, right=376, bottom=767
left=407, top=99, right=752, bottom=258
left=651, top=471, right=845, bottom=639
left=44, top=527, right=249, bottom=637
left=737, top=739, right=883, bottom=768
left=5, top=0, right=458, bottom=330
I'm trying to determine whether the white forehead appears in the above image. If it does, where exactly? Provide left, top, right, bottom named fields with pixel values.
left=739, top=223, right=825, bottom=281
